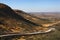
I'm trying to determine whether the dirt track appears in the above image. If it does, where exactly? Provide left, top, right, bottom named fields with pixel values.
left=0, top=21, right=60, bottom=37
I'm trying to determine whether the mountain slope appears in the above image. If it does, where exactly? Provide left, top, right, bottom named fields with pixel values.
left=0, top=3, right=44, bottom=35
left=15, top=10, right=53, bottom=25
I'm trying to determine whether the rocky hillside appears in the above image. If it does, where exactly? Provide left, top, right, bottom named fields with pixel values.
left=0, top=3, right=47, bottom=35
left=0, top=3, right=60, bottom=40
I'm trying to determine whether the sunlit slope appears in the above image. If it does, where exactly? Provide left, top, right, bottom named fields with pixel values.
left=15, top=10, right=54, bottom=25
left=0, top=3, right=44, bottom=34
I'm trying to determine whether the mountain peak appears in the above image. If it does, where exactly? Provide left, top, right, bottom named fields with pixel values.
left=0, top=3, right=6, bottom=8
left=0, top=3, right=16, bottom=18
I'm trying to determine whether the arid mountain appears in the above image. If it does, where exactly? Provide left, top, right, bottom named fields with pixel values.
left=0, top=3, right=46, bottom=35
left=0, top=3, right=60, bottom=40
left=0, top=3, right=58, bottom=34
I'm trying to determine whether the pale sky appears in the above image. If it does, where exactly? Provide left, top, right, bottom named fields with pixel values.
left=0, top=0, right=60, bottom=12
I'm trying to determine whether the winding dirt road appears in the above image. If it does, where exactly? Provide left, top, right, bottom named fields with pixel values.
left=0, top=28, right=55, bottom=37
left=0, top=21, right=60, bottom=37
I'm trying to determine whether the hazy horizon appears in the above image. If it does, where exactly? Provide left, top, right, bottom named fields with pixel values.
left=0, top=0, right=60, bottom=12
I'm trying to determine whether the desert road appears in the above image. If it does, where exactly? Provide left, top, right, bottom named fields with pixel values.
left=0, top=21, right=60, bottom=37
